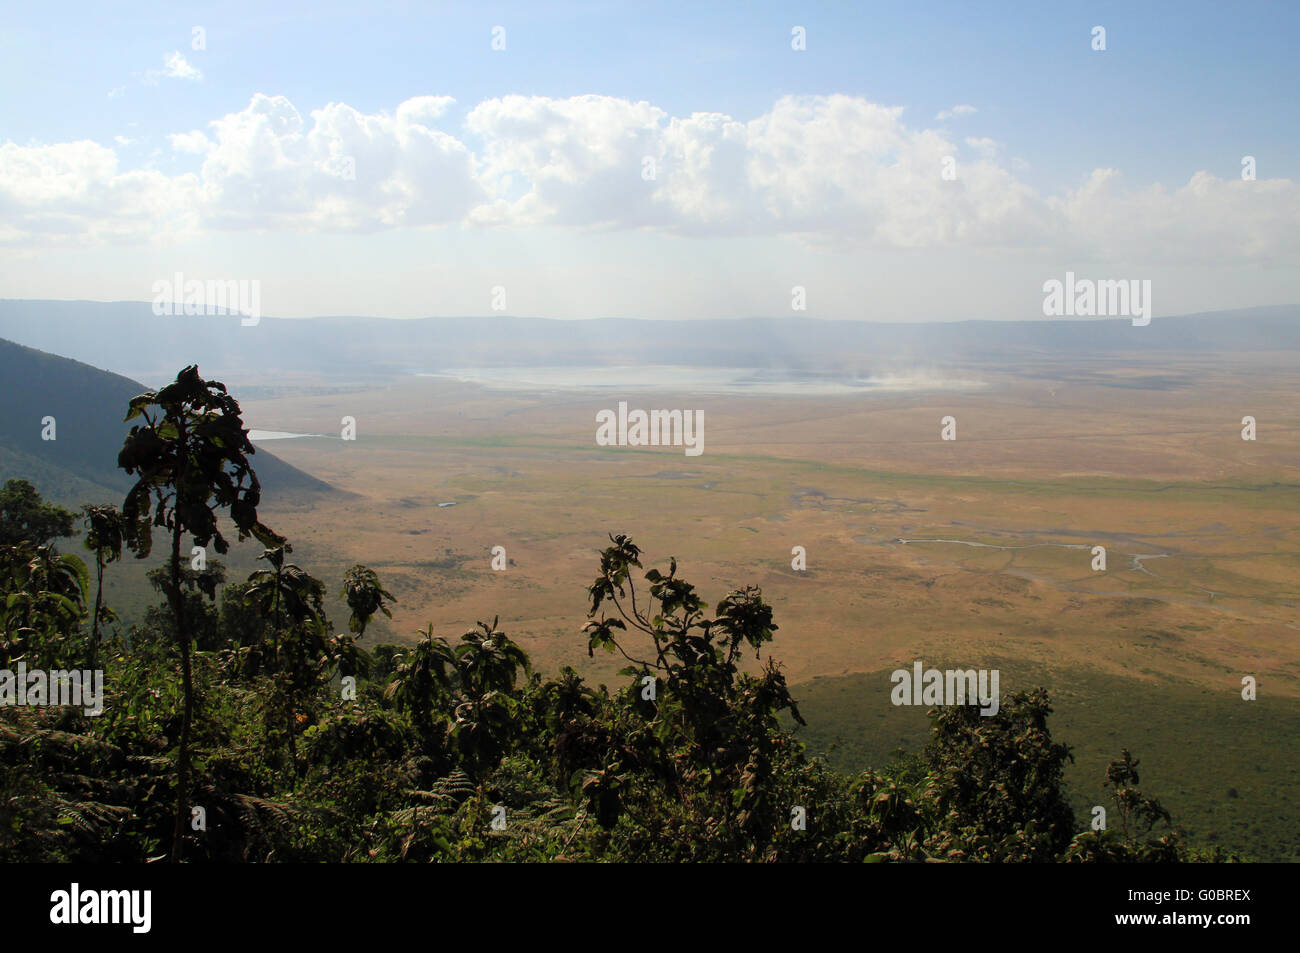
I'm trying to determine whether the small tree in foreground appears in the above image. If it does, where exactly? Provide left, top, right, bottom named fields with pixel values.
left=118, top=365, right=283, bottom=862
left=81, top=504, right=123, bottom=669
left=341, top=564, right=394, bottom=640
left=0, top=478, right=74, bottom=548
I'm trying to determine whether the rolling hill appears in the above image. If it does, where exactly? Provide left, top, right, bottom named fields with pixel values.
left=0, top=337, right=336, bottom=507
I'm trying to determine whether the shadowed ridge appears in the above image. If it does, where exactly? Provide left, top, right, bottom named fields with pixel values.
left=0, top=336, right=339, bottom=502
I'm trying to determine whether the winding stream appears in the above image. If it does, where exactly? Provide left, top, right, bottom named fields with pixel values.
left=896, top=537, right=1173, bottom=575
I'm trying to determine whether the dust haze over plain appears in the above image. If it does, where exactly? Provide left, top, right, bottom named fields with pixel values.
left=1, top=300, right=1295, bottom=394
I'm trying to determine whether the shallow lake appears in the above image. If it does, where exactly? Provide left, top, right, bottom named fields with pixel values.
left=417, top=365, right=986, bottom=397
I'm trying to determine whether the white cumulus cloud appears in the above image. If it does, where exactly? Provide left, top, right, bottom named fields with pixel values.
left=0, top=92, right=1295, bottom=268
left=144, top=51, right=203, bottom=84
left=936, top=104, right=977, bottom=121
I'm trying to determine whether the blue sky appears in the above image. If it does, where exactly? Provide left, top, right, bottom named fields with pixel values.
left=1, top=1, right=1297, bottom=320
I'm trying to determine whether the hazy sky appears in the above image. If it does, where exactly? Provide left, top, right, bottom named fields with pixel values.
left=2, top=0, right=1298, bottom=321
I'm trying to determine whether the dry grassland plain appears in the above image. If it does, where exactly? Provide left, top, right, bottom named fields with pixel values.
left=245, top=353, right=1300, bottom=694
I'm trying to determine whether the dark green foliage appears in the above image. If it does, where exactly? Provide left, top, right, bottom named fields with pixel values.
left=0, top=539, right=90, bottom=668
left=140, top=561, right=226, bottom=651
left=340, top=565, right=394, bottom=638
left=919, top=688, right=1077, bottom=861
left=0, top=479, right=75, bottom=547
left=118, top=366, right=282, bottom=561
left=1062, top=749, right=1185, bottom=862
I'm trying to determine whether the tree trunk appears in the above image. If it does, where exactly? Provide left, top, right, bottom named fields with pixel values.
left=271, top=578, right=297, bottom=785
left=89, top=555, right=104, bottom=671
left=168, top=516, right=192, bottom=863
left=285, top=692, right=299, bottom=787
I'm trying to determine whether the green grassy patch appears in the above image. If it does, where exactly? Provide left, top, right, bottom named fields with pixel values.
left=788, top=661, right=1300, bottom=862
